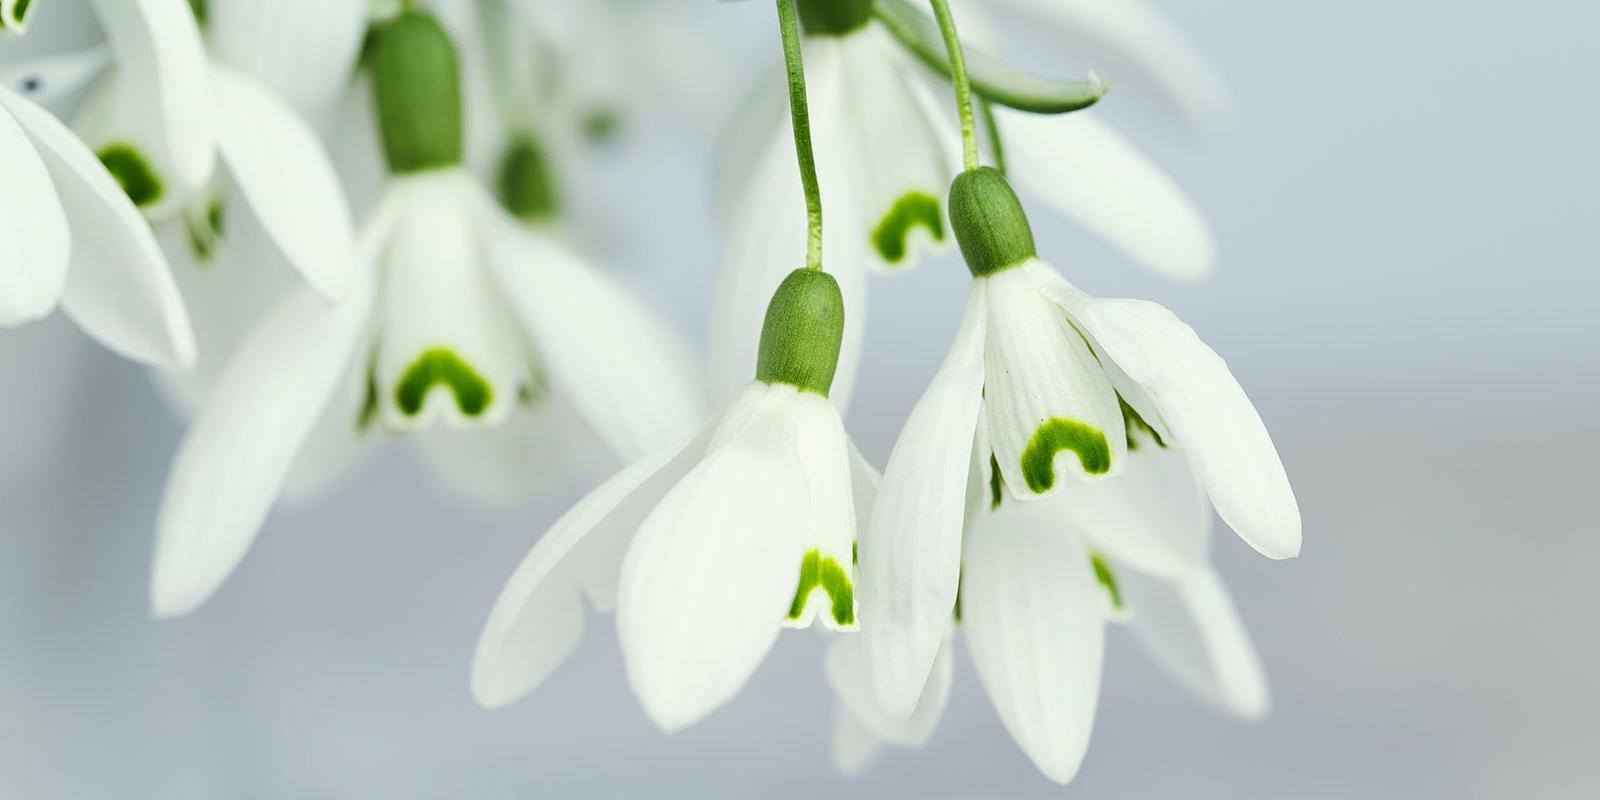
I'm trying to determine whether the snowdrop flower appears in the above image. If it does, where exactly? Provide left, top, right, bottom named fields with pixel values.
left=712, top=0, right=1219, bottom=407
left=0, top=50, right=193, bottom=368
left=860, top=167, right=1299, bottom=717
left=473, top=268, right=880, bottom=732
left=830, top=475, right=1268, bottom=783
left=149, top=9, right=702, bottom=617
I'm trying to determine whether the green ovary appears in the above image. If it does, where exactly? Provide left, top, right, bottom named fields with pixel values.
left=394, top=348, right=493, bottom=418
left=1020, top=418, right=1111, bottom=493
left=787, top=549, right=856, bottom=628
left=871, top=192, right=943, bottom=265
left=97, top=144, right=163, bottom=208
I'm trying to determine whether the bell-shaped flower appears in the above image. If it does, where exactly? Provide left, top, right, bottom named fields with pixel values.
left=860, top=167, right=1299, bottom=717
left=148, top=10, right=703, bottom=618
left=0, top=61, right=192, bottom=368
left=473, top=268, right=880, bottom=732
left=712, top=0, right=1222, bottom=409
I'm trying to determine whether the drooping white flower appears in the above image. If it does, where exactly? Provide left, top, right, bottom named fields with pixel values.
left=860, top=167, right=1299, bottom=717
left=711, top=0, right=1221, bottom=408
left=148, top=10, right=703, bottom=617
left=0, top=66, right=193, bottom=369
left=473, top=268, right=880, bottom=732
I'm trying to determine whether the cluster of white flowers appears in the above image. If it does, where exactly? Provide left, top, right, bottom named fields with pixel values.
left=0, top=0, right=1299, bottom=786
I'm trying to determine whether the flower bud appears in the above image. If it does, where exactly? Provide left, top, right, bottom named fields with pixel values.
left=368, top=10, right=462, bottom=174
left=948, top=166, right=1037, bottom=277
left=756, top=269, right=845, bottom=397
left=797, top=0, right=871, bottom=36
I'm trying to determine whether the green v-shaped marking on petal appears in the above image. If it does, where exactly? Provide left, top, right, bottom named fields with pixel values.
left=395, top=347, right=493, bottom=418
left=1020, top=417, right=1111, bottom=493
left=871, top=191, right=943, bottom=265
left=787, top=549, right=856, bottom=627
left=97, top=143, right=164, bottom=208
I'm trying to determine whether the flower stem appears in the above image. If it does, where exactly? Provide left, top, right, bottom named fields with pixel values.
left=776, top=0, right=824, bottom=271
left=977, top=96, right=1006, bottom=174
left=927, top=0, right=978, bottom=171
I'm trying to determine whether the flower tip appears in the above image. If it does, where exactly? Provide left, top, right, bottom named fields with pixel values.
left=1088, top=70, right=1109, bottom=95
left=148, top=579, right=203, bottom=620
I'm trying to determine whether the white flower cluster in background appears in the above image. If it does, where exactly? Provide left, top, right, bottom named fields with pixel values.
left=0, top=0, right=1300, bottom=787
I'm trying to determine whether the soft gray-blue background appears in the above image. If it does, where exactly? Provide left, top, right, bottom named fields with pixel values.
left=3, top=0, right=1597, bottom=797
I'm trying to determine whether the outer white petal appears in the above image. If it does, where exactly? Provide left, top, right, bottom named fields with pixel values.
left=1122, top=566, right=1269, bottom=719
left=476, top=191, right=705, bottom=462
left=0, top=46, right=112, bottom=109
left=0, top=86, right=195, bottom=369
left=150, top=273, right=375, bottom=618
left=998, top=107, right=1215, bottom=282
left=0, top=107, right=69, bottom=326
left=210, top=64, right=355, bottom=300
left=831, top=707, right=886, bottom=777
left=861, top=284, right=987, bottom=719
left=471, top=427, right=712, bottom=708
left=1045, top=279, right=1301, bottom=559
left=86, top=0, right=215, bottom=193
left=962, top=500, right=1107, bottom=785
left=708, top=38, right=869, bottom=410
left=373, top=173, right=529, bottom=431
left=827, top=633, right=952, bottom=750
left=1064, top=444, right=1211, bottom=578
left=840, top=28, right=954, bottom=270
left=981, top=265, right=1125, bottom=499
left=615, top=395, right=810, bottom=732
left=1000, top=0, right=1232, bottom=127
left=206, top=0, right=369, bottom=126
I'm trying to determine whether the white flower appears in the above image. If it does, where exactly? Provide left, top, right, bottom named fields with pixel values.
left=711, top=1, right=1221, bottom=408
left=473, top=269, right=879, bottom=732
left=830, top=482, right=1268, bottom=783
left=0, top=67, right=193, bottom=369
left=860, top=168, right=1298, bottom=717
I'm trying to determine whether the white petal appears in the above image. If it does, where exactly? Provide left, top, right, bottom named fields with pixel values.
left=861, top=283, right=987, bottom=719
left=1122, top=566, right=1269, bottom=719
left=708, top=38, right=869, bottom=410
left=1049, top=282, right=1301, bottom=559
left=826, top=632, right=951, bottom=750
left=0, top=46, right=111, bottom=109
left=962, top=500, right=1107, bottom=785
left=150, top=274, right=375, bottom=618
left=476, top=192, right=706, bottom=462
left=1064, top=443, right=1212, bottom=578
left=411, top=393, right=613, bottom=510
left=1000, top=0, right=1233, bottom=127
left=85, top=0, right=215, bottom=195
left=210, top=64, right=355, bottom=300
left=981, top=266, right=1125, bottom=499
left=831, top=707, right=886, bottom=777
left=615, top=396, right=810, bottom=731
left=840, top=28, right=954, bottom=270
left=373, top=173, right=530, bottom=431
left=0, top=105, right=69, bottom=326
left=0, top=86, right=195, bottom=369
left=206, top=0, right=370, bottom=126
left=785, top=391, right=859, bottom=631
left=997, top=107, right=1215, bottom=282
left=471, top=426, right=712, bottom=708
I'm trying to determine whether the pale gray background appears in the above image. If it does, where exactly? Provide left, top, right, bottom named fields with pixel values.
left=3, top=0, right=1598, bottom=797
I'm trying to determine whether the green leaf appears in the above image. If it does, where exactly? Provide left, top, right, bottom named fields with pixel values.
left=872, top=0, right=1106, bottom=114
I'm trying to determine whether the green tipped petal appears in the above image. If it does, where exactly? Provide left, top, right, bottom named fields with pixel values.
left=871, top=191, right=944, bottom=265
left=1090, top=552, right=1124, bottom=611
left=394, top=347, right=493, bottom=418
left=1020, top=417, right=1112, bottom=493
left=787, top=549, right=857, bottom=628
left=97, top=143, right=164, bottom=209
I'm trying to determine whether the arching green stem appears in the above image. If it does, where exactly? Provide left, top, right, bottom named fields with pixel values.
left=776, top=0, right=824, bottom=271
left=977, top=96, right=1006, bottom=174
left=927, top=0, right=978, bottom=171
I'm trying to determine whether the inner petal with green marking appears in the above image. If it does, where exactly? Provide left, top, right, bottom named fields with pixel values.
left=871, top=191, right=943, bottom=265
left=1090, top=552, right=1124, bottom=612
left=97, top=143, right=164, bottom=209
left=394, top=347, right=494, bottom=419
left=1020, top=417, right=1112, bottom=494
left=784, top=549, right=857, bottom=630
